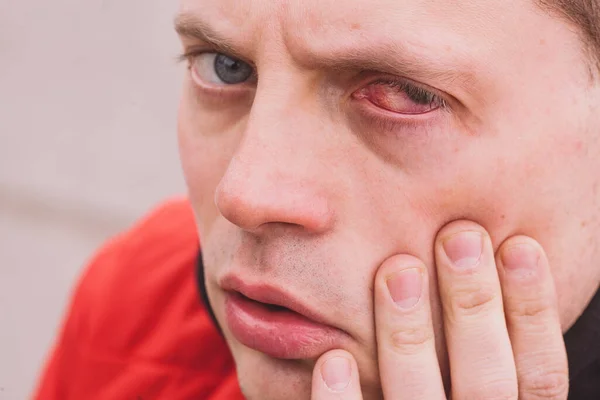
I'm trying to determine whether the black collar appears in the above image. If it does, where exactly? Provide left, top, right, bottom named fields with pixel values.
left=195, top=252, right=223, bottom=335
left=195, top=252, right=600, bottom=399
left=563, top=287, right=600, bottom=400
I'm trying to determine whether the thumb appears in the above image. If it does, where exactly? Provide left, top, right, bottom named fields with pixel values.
left=311, top=350, right=363, bottom=400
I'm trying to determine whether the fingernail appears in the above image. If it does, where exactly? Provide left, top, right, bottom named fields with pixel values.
left=443, top=231, right=483, bottom=269
left=386, top=268, right=423, bottom=309
left=502, top=243, right=539, bottom=273
left=321, top=357, right=351, bottom=392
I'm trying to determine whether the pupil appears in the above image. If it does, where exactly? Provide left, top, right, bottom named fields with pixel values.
left=214, top=54, right=252, bottom=84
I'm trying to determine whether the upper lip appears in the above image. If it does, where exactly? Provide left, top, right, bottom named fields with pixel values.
left=221, top=274, right=334, bottom=328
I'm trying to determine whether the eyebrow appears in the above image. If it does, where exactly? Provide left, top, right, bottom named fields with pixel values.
left=291, top=36, right=477, bottom=89
left=174, top=12, right=476, bottom=90
left=174, top=13, right=243, bottom=59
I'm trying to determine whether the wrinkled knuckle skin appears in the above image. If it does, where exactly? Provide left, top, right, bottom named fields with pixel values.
left=507, top=296, right=554, bottom=320
left=389, top=326, right=433, bottom=356
left=448, top=284, right=499, bottom=319
left=521, top=370, right=570, bottom=400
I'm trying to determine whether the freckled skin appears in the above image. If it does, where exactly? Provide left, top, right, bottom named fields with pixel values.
left=176, top=0, right=600, bottom=398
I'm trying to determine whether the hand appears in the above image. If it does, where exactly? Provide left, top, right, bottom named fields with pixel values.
left=311, top=221, right=569, bottom=399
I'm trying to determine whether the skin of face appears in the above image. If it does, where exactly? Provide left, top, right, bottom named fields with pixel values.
left=176, top=0, right=600, bottom=398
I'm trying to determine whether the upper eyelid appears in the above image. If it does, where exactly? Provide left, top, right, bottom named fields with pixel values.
left=178, top=40, right=257, bottom=69
left=376, top=80, right=446, bottom=107
left=363, top=74, right=442, bottom=95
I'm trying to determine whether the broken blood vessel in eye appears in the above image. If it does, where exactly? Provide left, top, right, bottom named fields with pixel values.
left=353, top=83, right=437, bottom=115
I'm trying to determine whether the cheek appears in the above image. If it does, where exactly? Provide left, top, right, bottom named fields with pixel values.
left=361, top=133, right=570, bottom=276
left=177, top=90, right=246, bottom=234
left=411, top=128, right=595, bottom=303
left=420, top=149, right=549, bottom=245
left=178, top=106, right=217, bottom=216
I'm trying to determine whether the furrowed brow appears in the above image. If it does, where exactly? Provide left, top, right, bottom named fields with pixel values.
left=291, top=38, right=476, bottom=89
left=174, top=13, right=476, bottom=91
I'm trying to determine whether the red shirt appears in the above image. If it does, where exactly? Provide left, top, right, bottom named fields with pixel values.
left=34, top=199, right=245, bottom=400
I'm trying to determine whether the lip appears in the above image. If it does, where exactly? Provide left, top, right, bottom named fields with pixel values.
left=221, top=275, right=348, bottom=359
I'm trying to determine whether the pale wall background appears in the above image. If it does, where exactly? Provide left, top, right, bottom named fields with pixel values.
left=0, top=1, right=187, bottom=399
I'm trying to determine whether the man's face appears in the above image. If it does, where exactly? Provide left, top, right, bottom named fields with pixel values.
left=176, top=0, right=600, bottom=398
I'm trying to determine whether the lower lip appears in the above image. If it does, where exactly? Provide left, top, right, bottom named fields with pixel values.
left=224, top=292, right=344, bottom=359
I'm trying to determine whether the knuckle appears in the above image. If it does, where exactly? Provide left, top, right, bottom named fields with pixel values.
left=507, top=296, right=555, bottom=321
left=447, top=283, right=499, bottom=318
left=389, top=326, right=433, bottom=355
left=521, top=370, right=569, bottom=399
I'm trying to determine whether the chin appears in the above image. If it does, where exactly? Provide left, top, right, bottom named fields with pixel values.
left=230, top=342, right=387, bottom=400
left=232, top=347, right=314, bottom=400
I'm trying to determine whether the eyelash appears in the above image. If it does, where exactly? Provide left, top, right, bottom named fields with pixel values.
left=178, top=49, right=257, bottom=77
left=177, top=49, right=205, bottom=67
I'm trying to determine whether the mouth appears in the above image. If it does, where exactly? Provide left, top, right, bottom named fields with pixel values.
left=221, top=276, right=348, bottom=359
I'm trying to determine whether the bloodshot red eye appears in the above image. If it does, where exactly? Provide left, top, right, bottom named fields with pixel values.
left=353, top=79, right=442, bottom=115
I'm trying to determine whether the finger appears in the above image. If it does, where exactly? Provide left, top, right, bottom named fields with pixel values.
left=497, top=237, right=569, bottom=399
left=436, top=221, right=518, bottom=399
left=311, top=350, right=363, bottom=400
left=374, top=254, right=446, bottom=399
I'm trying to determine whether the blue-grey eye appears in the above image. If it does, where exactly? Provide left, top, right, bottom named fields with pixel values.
left=191, top=52, right=254, bottom=86
left=214, top=54, right=253, bottom=84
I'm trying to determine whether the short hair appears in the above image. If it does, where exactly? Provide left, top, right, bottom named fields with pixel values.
left=537, top=0, right=600, bottom=68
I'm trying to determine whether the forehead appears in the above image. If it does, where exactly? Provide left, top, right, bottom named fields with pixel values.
left=177, top=0, right=584, bottom=95
left=176, top=0, right=580, bottom=87
left=180, top=0, right=587, bottom=100
left=178, top=0, right=539, bottom=48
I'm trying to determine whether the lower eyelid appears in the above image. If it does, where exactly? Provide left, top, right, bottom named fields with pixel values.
left=187, top=73, right=256, bottom=104
left=349, top=96, right=445, bottom=134
left=189, top=64, right=225, bottom=91
left=353, top=93, right=442, bottom=118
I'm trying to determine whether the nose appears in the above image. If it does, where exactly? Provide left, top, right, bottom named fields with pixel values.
left=214, top=90, right=335, bottom=235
